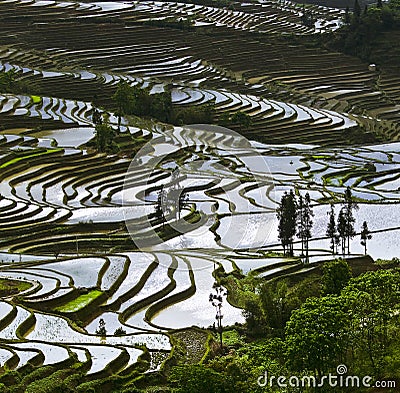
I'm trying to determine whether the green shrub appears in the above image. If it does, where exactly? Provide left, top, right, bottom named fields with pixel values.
left=0, top=370, right=21, bottom=386
left=20, top=366, right=54, bottom=387
left=168, top=364, right=235, bottom=393
left=25, top=370, right=73, bottom=393
left=322, top=259, right=352, bottom=295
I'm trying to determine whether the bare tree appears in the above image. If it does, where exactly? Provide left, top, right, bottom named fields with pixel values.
left=209, top=284, right=227, bottom=350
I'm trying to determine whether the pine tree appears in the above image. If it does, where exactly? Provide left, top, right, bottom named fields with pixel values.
left=296, top=194, right=305, bottom=256
left=287, top=190, right=297, bottom=257
left=95, top=318, right=107, bottom=336
left=354, top=0, right=361, bottom=19
left=92, top=108, right=102, bottom=125
left=302, top=193, right=314, bottom=263
left=343, top=187, right=358, bottom=254
left=297, top=193, right=313, bottom=262
left=360, top=221, right=372, bottom=255
left=277, top=192, right=289, bottom=256
left=377, top=0, right=382, bottom=8
left=326, top=204, right=338, bottom=255
left=337, top=208, right=347, bottom=257
left=345, top=6, right=350, bottom=24
left=277, top=190, right=297, bottom=257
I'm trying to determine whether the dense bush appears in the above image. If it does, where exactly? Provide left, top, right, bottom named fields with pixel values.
left=0, top=70, right=31, bottom=94
left=332, top=0, right=400, bottom=61
left=112, top=82, right=215, bottom=126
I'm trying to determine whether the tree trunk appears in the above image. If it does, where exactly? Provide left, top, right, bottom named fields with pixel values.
left=305, top=239, right=309, bottom=263
left=347, top=235, right=350, bottom=255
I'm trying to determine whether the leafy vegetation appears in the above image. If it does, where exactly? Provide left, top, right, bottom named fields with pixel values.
left=0, top=0, right=398, bottom=392
left=0, top=278, right=32, bottom=296
left=218, top=111, right=252, bottom=131
left=277, top=190, right=314, bottom=259
left=143, top=16, right=195, bottom=31
left=0, top=70, right=31, bottom=94
left=158, top=268, right=399, bottom=393
left=321, top=258, right=353, bottom=295
left=332, top=0, right=400, bottom=61
left=55, top=290, right=103, bottom=313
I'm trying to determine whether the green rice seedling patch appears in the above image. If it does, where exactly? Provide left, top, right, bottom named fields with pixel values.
left=0, top=278, right=32, bottom=297
left=55, top=290, right=103, bottom=313
left=30, top=95, right=42, bottom=105
left=0, top=149, right=60, bottom=169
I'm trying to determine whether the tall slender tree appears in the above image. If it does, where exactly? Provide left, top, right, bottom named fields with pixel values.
left=344, top=6, right=350, bottom=24
left=209, top=284, right=227, bottom=350
left=112, top=81, right=134, bottom=130
left=326, top=204, right=339, bottom=255
left=354, top=0, right=361, bottom=19
left=302, top=193, right=313, bottom=263
left=277, top=190, right=297, bottom=257
left=337, top=208, right=347, bottom=257
left=296, top=194, right=305, bottom=256
left=297, top=193, right=313, bottom=263
left=343, top=187, right=358, bottom=254
left=277, top=192, right=288, bottom=256
left=360, top=221, right=372, bottom=255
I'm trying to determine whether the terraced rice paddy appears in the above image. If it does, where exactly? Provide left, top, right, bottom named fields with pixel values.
left=0, top=0, right=398, bottom=388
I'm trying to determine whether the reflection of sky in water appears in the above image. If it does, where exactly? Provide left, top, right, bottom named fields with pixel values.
left=34, top=127, right=95, bottom=148
left=218, top=213, right=277, bottom=249
left=232, top=257, right=288, bottom=274
left=309, top=229, right=400, bottom=260
left=152, top=257, right=245, bottom=329
left=303, top=203, right=400, bottom=260
left=240, top=155, right=300, bottom=175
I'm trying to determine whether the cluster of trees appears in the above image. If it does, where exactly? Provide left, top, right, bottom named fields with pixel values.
left=276, top=190, right=313, bottom=261
left=300, top=7, right=315, bottom=28
left=326, top=187, right=372, bottom=256
left=286, top=267, right=400, bottom=379
left=92, top=110, right=117, bottom=153
left=144, top=16, right=195, bottom=31
left=172, top=103, right=214, bottom=125
left=95, top=318, right=126, bottom=336
left=326, top=186, right=358, bottom=255
left=154, top=168, right=189, bottom=226
left=241, top=259, right=352, bottom=336
left=0, top=69, right=30, bottom=94
left=218, top=110, right=252, bottom=131
left=278, top=187, right=372, bottom=260
left=334, top=0, right=400, bottom=60
left=0, top=70, right=17, bottom=92
left=350, top=0, right=400, bottom=28
left=112, top=81, right=172, bottom=127
left=112, top=81, right=215, bottom=127
left=165, top=267, right=399, bottom=393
